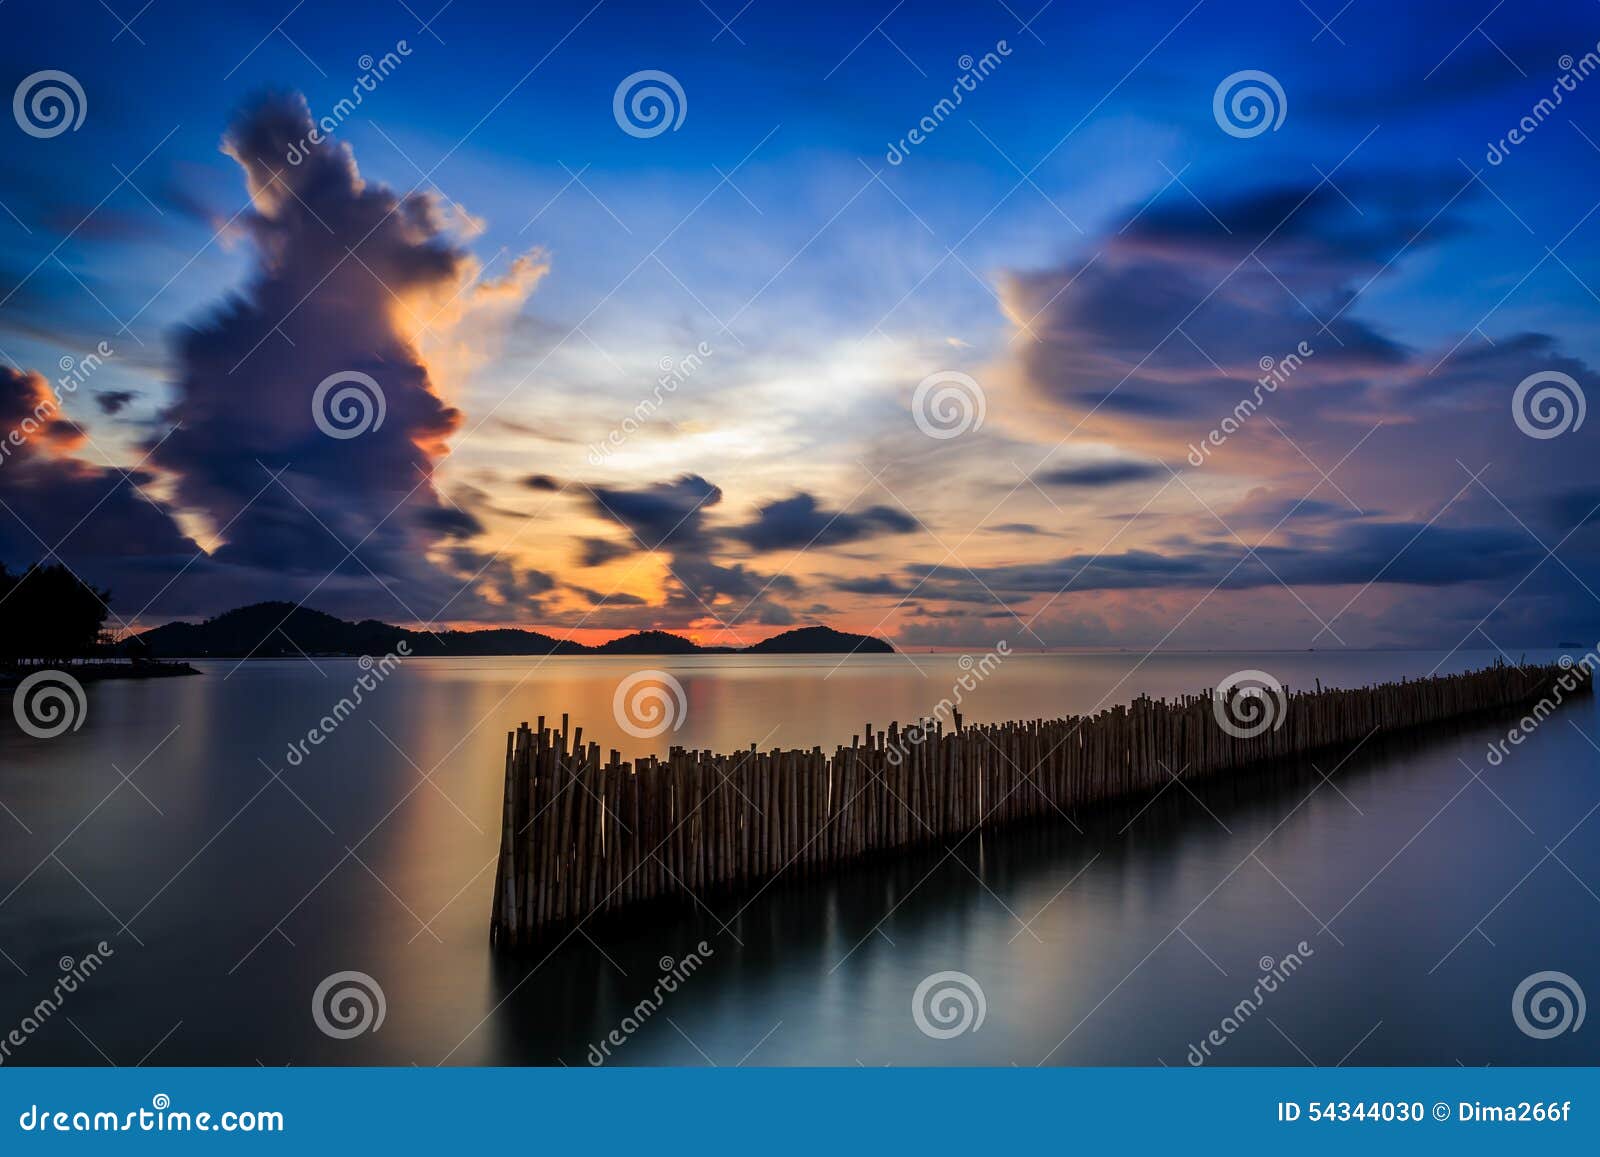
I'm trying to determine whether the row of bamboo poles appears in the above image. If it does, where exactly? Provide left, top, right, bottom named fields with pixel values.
left=490, top=660, right=1589, bottom=946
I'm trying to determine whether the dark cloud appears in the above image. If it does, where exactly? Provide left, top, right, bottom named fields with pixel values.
left=834, top=575, right=911, bottom=595
left=1036, top=461, right=1164, bottom=488
left=1000, top=177, right=1469, bottom=449
left=1546, top=488, right=1600, bottom=531
left=139, top=94, right=547, bottom=622
left=0, top=368, right=83, bottom=454
left=997, top=165, right=1600, bottom=648
left=416, top=505, right=486, bottom=539
left=94, top=389, right=140, bottom=415
left=905, top=520, right=1542, bottom=600
left=567, top=584, right=647, bottom=607
left=583, top=474, right=722, bottom=551
left=578, top=474, right=798, bottom=623
left=1120, top=176, right=1471, bottom=275
left=0, top=367, right=205, bottom=614
left=729, top=492, right=915, bottom=552
left=577, top=536, right=632, bottom=567
left=1224, top=488, right=1365, bottom=530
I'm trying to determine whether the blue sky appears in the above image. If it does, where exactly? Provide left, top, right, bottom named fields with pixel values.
left=2, top=0, right=1599, bottom=649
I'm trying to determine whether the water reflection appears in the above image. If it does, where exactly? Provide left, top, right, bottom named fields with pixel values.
left=0, top=652, right=1595, bottom=1066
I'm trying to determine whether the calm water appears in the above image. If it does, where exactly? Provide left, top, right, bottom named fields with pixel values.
left=1, top=650, right=1596, bottom=1066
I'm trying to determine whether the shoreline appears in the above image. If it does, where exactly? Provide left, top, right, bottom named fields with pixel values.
left=0, top=661, right=200, bottom=688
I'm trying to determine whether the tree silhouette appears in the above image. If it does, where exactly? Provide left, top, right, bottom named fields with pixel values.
left=0, top=563, right=112, bottom=666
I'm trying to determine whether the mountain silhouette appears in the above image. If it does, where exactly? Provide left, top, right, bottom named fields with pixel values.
left=126, top=602, right=894, bottom=658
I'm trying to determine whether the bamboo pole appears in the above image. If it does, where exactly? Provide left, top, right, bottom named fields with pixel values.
left=490, top=660, right=1589, bottom=943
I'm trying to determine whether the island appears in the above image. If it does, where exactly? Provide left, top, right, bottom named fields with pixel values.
left=122, top=602, right=896, bottom=659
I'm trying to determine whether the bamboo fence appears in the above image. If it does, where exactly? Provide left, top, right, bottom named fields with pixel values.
left=490, top=659, right=1590, bottom=946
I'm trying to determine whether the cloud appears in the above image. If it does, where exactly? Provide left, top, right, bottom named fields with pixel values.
left=0, top=367, right=205, bottom=615
left=986, top=166, right=1600, bottom=649
left=94, top=389, right=140, bottom=415
left=834, top=575, right=911, bottom=595
left=1001, top=177, right=1438, bottom=452
left=0, top=368, right=84, bottom=455
left=583, top=473, right=723, bottom=550
left=986, top=522, right=1052, bottom=536
left=905, top=519, right=1542, bottom=599
left=139, top=94, right=546, bottom=621
left=577, top=473, right=798, bottom=625
left=576, top=536, right=632, bottom=567
left=1035, top=461, right=1164, bottom=488
left=729, top=492, right=916, bottom=552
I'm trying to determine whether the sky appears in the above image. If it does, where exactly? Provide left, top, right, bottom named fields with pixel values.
left=1, top=0, right=1598, bottom=651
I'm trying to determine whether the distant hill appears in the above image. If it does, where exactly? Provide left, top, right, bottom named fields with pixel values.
left=597, top=629, right=733, bottom=655
left=125, top=602, right=894, bottom=658
left=743, top=625, right=884, bottom=654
